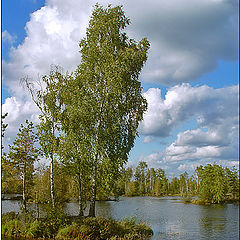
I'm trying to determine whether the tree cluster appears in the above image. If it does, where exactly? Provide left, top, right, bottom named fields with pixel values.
left=114, top=162, right=239, bottom=204
left=3, top=156, right=238, bottom=205
left=2, top=4, right=150, bottom=217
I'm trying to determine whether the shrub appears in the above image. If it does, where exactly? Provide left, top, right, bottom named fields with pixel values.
left=24, top=221, right=43, bottom=239
left=2, top=219, right=22, bottom=238
left=40, top=204, right=69, bottom=238
left=56, top=217, right=153, bottom=240
left=2, top=212, right=153, bottom=240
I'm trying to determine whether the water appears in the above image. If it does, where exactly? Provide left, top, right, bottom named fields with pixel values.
left=2, top=196, right=239, bottom=239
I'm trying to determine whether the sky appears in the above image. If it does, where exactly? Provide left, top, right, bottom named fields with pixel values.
left=1, top=0, right=239, bottom=178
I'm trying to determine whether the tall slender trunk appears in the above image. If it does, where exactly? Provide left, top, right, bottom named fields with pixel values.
left=50, top=153, right=55, bottom=208
left=23, top=160, right=26, bottom=211
left=50, top=121, right=55, bottom=208
left=89, top=164, right=97, bottom=217
left=88, top=99, right=104, bottom=217
left=78, top=174, right=84, bottom=216
left=36, top=191, right=39, bottom=219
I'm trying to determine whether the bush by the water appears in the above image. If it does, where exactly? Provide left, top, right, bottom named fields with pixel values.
left=56, top=217, right=153, bottom=240
left=1, top=211, right=153, bottom=240
left=1, top=211, right=43, bottom=239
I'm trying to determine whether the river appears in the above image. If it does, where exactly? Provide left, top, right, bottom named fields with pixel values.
left=1, top=196, right=239, bottom=239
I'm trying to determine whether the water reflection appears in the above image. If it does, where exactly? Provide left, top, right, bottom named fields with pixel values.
left=199, top=204, right=238, bottom=239
left=1, top=197, right=239, bottom=239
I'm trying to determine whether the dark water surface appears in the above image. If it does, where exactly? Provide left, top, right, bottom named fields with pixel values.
left=2, top=196, right=239, bottom=239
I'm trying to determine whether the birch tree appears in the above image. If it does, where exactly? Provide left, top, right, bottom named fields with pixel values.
left=23, top=4, right=149, bottom=216
left=74, top=4, right=150, bottom=216
left=22, top=66, right=64, bottom=207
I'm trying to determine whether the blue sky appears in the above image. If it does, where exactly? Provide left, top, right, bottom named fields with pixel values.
left=2, top=0, right=239, bottom=177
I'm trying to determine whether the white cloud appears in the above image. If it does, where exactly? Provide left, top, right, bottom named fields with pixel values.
left=143, top=136, right=155, bottom=143
left=2, top=30, right=16, bottom=45
left=2, top=0, right=238, bottom=98
left=2, top=0, right=238, bottom=173
left=177, top=159, right=239, bottom=173
left=177, top=162, right=202, bottom=172
left=140, top=84, right=238, bottom=137
left=140, top=84, right=239, bottom=166
left=2, top=1, right=91, bottom=97
left=2, top=97, right=40, bottom=149
left=125, top=0, right=238, bottom=85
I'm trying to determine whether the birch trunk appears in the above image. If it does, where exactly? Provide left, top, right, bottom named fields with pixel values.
left=50, top=121, right=56, bottom=208
left=50, top=153, right=55, bottom=208
left=88, top=164, right=97, bottom=217
left=78, top=174, right=84, bottom=216
left=23, top=161, right=26, bottom=211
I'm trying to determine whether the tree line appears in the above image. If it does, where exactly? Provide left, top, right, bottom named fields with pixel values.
left=2, top=127, right=239, bottom=206
left=115, top=161, right=239, bottom=204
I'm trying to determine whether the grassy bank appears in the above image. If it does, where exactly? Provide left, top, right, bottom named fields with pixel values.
left=190, top=198, right=239, bottom=205
left=1, top=211, right=153, bottom=240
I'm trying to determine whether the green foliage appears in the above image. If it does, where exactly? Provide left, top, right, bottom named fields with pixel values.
left=2, top=215, right=152, bottom=240
left=8, top=120, right=39, bottom=173
left=40, top=204, right=69, bottom=238
left=1, top=174, right=22, bottom=194
left=56, top=217, right=153, bottom=240
left=169, top=177, right=180, bottom=195
left=196, top=164, right=237, bottom=204
left=1, top=212, right=43, bottom=239
left=2, top=219, right=22, bottom=238
left=31, top=161, right=72, bottom=203
left=134, top=162, right=148, bottom=195
left=225, top=167, right=239, bottom=200
left=2, top=120, right=39, bottom=205
left=1, top=112, right=8, bottom=149
left=31, top=4, right=150, bottom=216
left=24, top=220, right=42, bottom=238
left=2, top=207, right=69, bottom=239
left=115, top=163, right=238, bottom=204
left=75, top=3, right=150, bottom=214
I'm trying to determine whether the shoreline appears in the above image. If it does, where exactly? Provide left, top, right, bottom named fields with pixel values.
left=2, top=194, right=239, bottom=206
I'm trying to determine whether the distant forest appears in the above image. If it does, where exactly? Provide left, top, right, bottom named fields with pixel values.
left=2, top=153, right=239, bottom=205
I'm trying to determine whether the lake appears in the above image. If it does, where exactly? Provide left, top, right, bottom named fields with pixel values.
left=1, top=196, right=239, bottom=239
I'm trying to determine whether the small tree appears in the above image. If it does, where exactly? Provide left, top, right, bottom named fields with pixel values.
left=22, top=66, right=64, bottom=208
left=197, top=164, right=228, bottom=203
left=7, top=120, right=39, bottom=210
left=225, top=167, right=239, bottom=200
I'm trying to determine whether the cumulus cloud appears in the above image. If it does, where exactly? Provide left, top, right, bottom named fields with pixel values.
left=177, top=162, right=203, bottom=172
left=2, top=0, right=238, bottom=98
left=125, top=0, right=238, bottom=85
left=143, top=136, right=155, bottom=144
left=140, top=84, right=239, bottom=165
left=2, top=97, right=40, bottom=149
left=2, top=0, right=92, bottom=97
left=2, top=0, right=238, bottom=172
left=140, top=84, right=238, bottom=137
left=177, top=159, right=239, bottom=173
left=2, top=30, right=16, bottom=45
